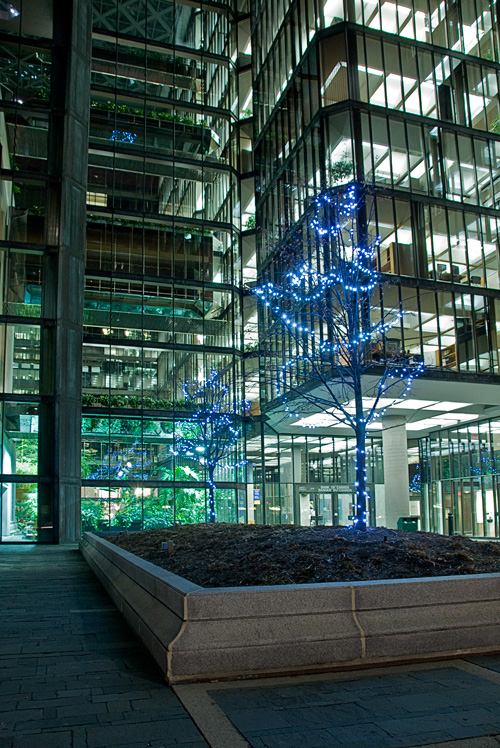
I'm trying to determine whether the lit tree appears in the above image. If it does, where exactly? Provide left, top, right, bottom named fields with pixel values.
left=256, top=183, right=424, bottom=530
left=170, top=370, right=249, bottom=523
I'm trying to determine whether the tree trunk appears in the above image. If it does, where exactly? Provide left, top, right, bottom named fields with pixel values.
left=207, top=469, right=216, bottom=523
left=354, top=424, right=368, bottom=530
left=354, top=378, right=368, bottom=531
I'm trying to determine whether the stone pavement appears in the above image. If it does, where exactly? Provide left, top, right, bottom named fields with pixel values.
left=3, top=544, right=500, bottom=748
left=0, top=545, right=208, bottom=748
left=200, top=660, right=500, bottom=748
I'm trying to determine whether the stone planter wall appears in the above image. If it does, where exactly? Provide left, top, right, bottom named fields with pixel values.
left=80, top=532, right=500, bottom=684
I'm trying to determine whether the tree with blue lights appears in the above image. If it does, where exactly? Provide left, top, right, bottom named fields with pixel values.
left=170, top=370, right=249, bottom=523
left=256, top=183, right=424, bottom=530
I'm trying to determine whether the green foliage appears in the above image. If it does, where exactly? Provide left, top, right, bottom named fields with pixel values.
left=15, top=485, right=37, bottom=536
left=7, top=302, right=41, bottom=317
left=91, top=99, right=200, bottom=126
left=143, top=489, right=174, bottom=528
left=80, top=448, right=95, bottom=480
left=82, top=416, right=109, bottom=433
left=244, top=342, right=259, bottom=355
left=81, top=393, right=192, bottom=410
left=34, top=88, right=50, bottom=101
left=245, top=215, right=256, bottom=230
left=108, top=46, right=191, bottom=75
left=112, top=491, right=143, bottom=528
left=14, top=439, right=38, bottom=475
left=490, top=116, right=500, bottom=135
left=81, top=499, right=108, bottom=529
left=80, top=464, right=205, bottom=530
left=330, top=160, right=354, bottom=184
left=175, top=487, right=206, bottom=523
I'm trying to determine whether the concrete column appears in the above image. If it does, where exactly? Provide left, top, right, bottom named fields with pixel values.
left=39, top=0, right=91, bottom=542
left=381, top=415, right=410, bottom=529
left=285, top=445, right=309, bottom=525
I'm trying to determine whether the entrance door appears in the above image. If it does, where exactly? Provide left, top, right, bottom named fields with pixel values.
left=310, top=493, right=336, bottom=526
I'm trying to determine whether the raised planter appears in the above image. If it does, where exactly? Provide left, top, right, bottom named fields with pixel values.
left=80, top=531, right=500, bottom=684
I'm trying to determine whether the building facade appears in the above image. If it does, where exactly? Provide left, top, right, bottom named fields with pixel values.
left=251, top=0, right=500, bottom=533
left=0, top=0, right=500, bottom=541
left=81, top=0, right=247, bottom=534
left=0, top=0, right=90, bottom=542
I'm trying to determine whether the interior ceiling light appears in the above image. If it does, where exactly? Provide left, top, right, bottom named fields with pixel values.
left=0, top=3, right=20, bottom=19
left=423, top=401, right=472, bottom=411
left=391, top=399, right=437, bottom=410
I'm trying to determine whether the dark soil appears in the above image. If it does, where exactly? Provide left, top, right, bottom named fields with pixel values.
left=108, top=524, right=500, bottom=588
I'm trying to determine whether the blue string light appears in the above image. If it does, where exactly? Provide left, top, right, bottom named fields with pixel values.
left=255, top=183, right=425, bottom=530
left=170, top=370, right=249, bottom=523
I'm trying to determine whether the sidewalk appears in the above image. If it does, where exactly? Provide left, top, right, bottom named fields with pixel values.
left=0, top=545, right=208, bottom=748
left=2, top=545, right=500, bottom=748
left=177, top=659, right=500, bottom=748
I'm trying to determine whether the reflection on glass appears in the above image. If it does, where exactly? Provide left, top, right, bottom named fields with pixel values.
left=1, top=483, right=38, bottom=541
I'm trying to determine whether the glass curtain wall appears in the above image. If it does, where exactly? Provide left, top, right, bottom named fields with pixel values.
left=82, top=0, right=246, bottom=531
left=246, top=425, right=383, bottom=525
left=0, top=2, right=75, bottom=542
left=252, top=0, right=500, bottom=510
left=420, top=417, right=500, bottom=537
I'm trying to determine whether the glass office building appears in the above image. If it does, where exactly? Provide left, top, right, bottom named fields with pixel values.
left=0, top=0, right=500, bottom=540
left=0, top=0, right=249, bottom=541
left=80, top=0, right=247, bottom=532
left=0, top=0, right=90, bottom=542
left=251, top=0, right=500, bottom=534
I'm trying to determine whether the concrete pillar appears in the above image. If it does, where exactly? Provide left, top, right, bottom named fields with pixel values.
left=39, top=0, right=91, bottom=542
left=285, top=445, right=309, bottom=525
left=381, top=415, right=410, bottom=529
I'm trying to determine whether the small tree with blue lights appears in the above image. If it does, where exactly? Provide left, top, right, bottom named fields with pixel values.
left=256, top=183, right=424, bottom=530
left=170, top=370, right=249, bottom=523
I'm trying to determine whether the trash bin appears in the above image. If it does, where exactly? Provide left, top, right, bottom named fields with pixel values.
left=397, top=516, right=419, bottom=532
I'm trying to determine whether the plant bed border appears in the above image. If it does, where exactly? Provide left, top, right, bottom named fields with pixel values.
left=80, top=531, right=500, bottom=684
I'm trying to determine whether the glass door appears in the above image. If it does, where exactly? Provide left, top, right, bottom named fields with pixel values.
left=310, top=492, right=335, bottom=525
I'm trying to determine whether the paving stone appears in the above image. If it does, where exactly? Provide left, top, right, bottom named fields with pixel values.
left=448, top=708, right=500, bottom=727
left=382, top=732, right=458, bottom=747
left=85, top=718, right=203, bottom=747
left=374, top=714, right=461, bottom=737
left=0, top=547, right=208, bottom=748
left=278, top=703, right=373, bottom=728
left=14, top=715, right=100, bottom=730
left=56, top=702, right=107, bottom=718
left=442, top=687, right=500, bottom=707
left=245, top=729, right=343, bottom=748
left=214, top=707, right=293, bottom=733
left=350, top=695, right=412, bottom=717
left=11, top=731, right=73, bottom=747
left=386, top=692, right=458, bottom=713
left=56, top=689, right=93, bottom=698
left=466, top=657, right=500, bottom=673
left=444, top=724, right=500, bottom=739
left=0, top=709, right=44, bottom=724
left=92, top=691, right=149, bottom=703
left=105, top=703, right=132, bottom=716
left=327, top=722, right=392, bottom=744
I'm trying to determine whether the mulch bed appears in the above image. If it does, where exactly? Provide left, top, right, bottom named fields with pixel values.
left=107, top=523, right=500, bottom=588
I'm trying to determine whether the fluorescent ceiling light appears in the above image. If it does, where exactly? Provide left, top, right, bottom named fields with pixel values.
left=410, top=161, right=426, bottom=179
left=391, top=399, right=437, bottom=410
left=421, top=315, right=455, bottom=333
left=407, top=413, right=479, bottom=431
left=423, top=401, right=472, bottom=411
